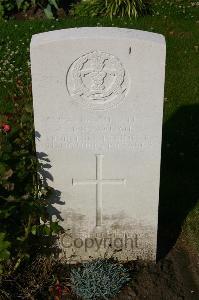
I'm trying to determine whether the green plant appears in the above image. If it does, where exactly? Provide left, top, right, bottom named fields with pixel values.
left=0, top=0, right=60, bottom=19
left=0, top=0, right=15, bottom=19
left=70, top=0, right=105, bottom=17
left=0, top=233, right=10, bottom=274
left=70, top=0, right=150, bottom=18
left=0, top=78, right=63, bottom=274
left=44, top=0, right=59, bottom=19
left=71, top=259, right=130, bottom=299
left=106, top=0, right=148, bottom=18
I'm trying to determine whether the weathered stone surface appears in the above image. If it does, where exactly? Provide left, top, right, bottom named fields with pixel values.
left=31, top=27, right=166, bottom=262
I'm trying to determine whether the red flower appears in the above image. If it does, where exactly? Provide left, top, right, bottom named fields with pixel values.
left=55, top=283, right=62, bottom=297
left=2, top=124, right=11, bottom=133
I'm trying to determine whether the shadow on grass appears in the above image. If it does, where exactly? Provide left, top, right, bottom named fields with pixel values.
left=157, top=104, right=199, bottom=259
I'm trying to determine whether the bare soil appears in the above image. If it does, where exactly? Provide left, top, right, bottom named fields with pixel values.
left=13, top=7, right=66, bottom=20
left=114, top=238, right=199, bottom=300
left=65, top=237, right=199, bottom=300
left=0, top=235, right=198, bottom=299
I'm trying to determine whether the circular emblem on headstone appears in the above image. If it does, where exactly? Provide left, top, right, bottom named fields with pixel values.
left=66, top=51, right=129, bottom=110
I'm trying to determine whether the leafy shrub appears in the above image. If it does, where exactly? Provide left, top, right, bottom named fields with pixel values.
left=70, top=0, right=105, bottom=17
left=0, top=0, right=60, bottom=19
left=0, top=233, right=11, bottom=274
left=0, top=79, right=62, bottom=274
left=70, top=0, right=150, bottom=18
left=71, top=259, right=130, bottom=299
left=0, top=0, right=15, bottom=18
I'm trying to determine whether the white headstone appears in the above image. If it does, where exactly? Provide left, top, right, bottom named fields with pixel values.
left=31, top=27, right=166, bottom=262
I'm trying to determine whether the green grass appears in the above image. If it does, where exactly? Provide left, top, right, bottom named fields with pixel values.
left=0, top=1, right=198, bottom=255
left=152, top=0, right=199, bottom=20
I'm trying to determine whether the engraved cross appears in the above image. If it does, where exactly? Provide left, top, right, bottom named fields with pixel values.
left=72, top=154, right=126, bottom=227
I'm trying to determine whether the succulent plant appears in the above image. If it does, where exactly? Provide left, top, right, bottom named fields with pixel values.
left=71, top=259, right=130, bottom=299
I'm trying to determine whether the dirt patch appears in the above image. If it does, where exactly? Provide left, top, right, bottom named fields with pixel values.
left=65, top=236, right=199, bottom=300
left=114, top=237, right=199, bottom=300
left=12, top=7, right=66, bottom=20
left=0, top=236, right=198, bottom=299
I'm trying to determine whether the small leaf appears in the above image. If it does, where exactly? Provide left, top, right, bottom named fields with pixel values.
left=24, top=103, right=32, bottom=113
left=0, top=207, right=14, bottom=218
left=0, top=163, right=7, bottom=172
left=31, top=225, right=37, bottom=235
left=44, top=225, right=51, bottom=235
left=2, top=169, right=13, bottom=180
left=16, top=0, right=23, bottom=9
left=50, top=221, right=63, bottom=234
left=49, top=0, right=59, bottom=10
left=44, top=4, right=54, bottom=19
left=0, top=265, right=4, bottom=274
left=0, top=233, right=10, bottom=261
left=6, top=195, right=16, bottom=202
left=3, top=182, right=14, bottom=191
left=0, top=249, right=10, bottom=261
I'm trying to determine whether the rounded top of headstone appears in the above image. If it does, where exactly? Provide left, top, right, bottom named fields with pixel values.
left=31, top=27, right=165, bottom=48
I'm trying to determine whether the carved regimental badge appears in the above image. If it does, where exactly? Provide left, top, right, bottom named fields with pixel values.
left=67, top=51, right=129, bottom=110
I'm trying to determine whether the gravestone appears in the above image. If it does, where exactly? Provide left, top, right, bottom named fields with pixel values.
left=30, top=27, right=166, bottom=262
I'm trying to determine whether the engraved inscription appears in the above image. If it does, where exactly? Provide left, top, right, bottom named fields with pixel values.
left=67, top=51, right=129, bottom=110
left=72, top=155, right=126, bottom=226
left=42, top=115, right=157, bottom=151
